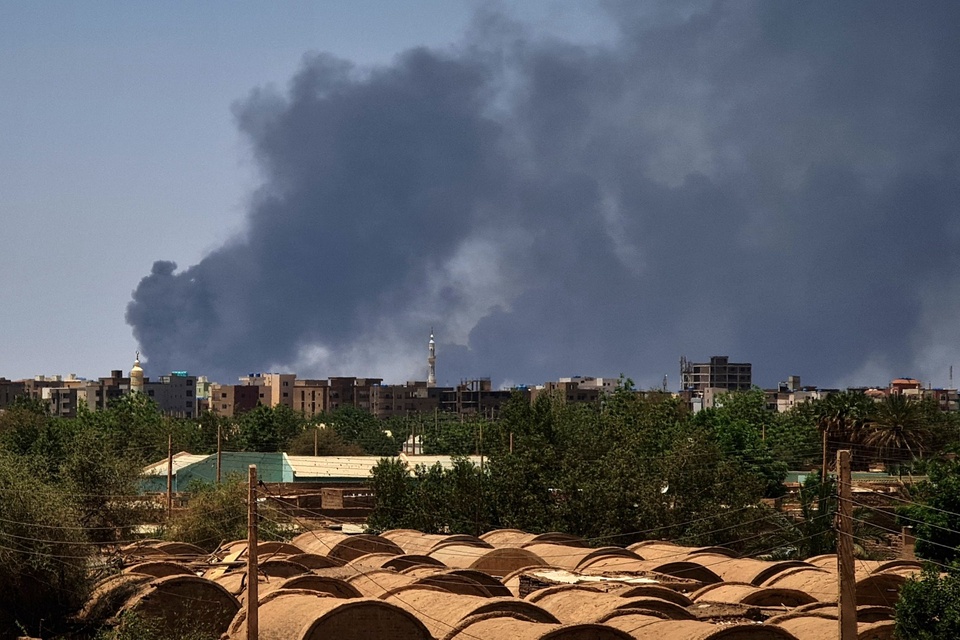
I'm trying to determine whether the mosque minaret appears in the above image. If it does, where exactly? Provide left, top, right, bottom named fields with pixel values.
left=130, top=351, right=144, bottom=394
left=427, top=329, right=436, bottom=387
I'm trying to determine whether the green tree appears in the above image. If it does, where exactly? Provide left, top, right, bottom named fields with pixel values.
left=766, top=402, right=821, bottom=469
left=0, top=452, right=92, bottom=637
left=421, top=412, right=487, bottom=456
left=814, top=391, right=873, bottom=472
left=862, top=394, right=931, bottom=471
left=327, top=407, right=398, bottom=455
left=897, top=459, right=960, bottom=564
left=284, top=425, right=364, bottom=456
left=693, top=390, right=788, bottom=498
left=235, top=404, right=303, bottom=452
left=767, top=472, right=838, bottom=559
left=163, top=475, right=287, bottom=551
left=895, top=564, right=960, bottom=640
left=366, top=458, right=413, bottom=532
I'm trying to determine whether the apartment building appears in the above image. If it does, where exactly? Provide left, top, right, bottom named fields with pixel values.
left=294, top=379, right=329, bottom=417
left=680, top=356, right=752, bottom=392
left=238, top=372, right=297, bottom=409
left=144, top=372, right=197, bottom=418
left=0, top=378, right=25, bottom=409
left=370, top=381, right=447, bottom=419
left=209, top=384, right=260, bottom=417
left=439, top=378, right=519, bottom=417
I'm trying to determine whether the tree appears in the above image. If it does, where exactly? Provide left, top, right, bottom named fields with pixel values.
left=862, top=393, right=931, bottom=471
left=235, top=404, right=303, bottom=452
left=768, top=472, right=838, bottom=559
left=0, top=452, right=92, bottom=637
left=895, top=564, right=960, bottom=640
left=897, top=459, right=960, bottom=564
left=163, top=475, right=287, bottom=551
left=693, top=390, right=788, bottom=498
left=421, top=412, right=488, bottom=456
left=766, top=402, right=821, bottom=469
left=327, top=407, right=398, bottom=455
left=814, top=391, right=872, bottom=473
left=367, top=458, right=413, bottom=532
left=284, top=425, right=364, bottom=456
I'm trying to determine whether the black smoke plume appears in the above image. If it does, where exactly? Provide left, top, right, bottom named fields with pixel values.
left=128, top=2, right=960, bottom=388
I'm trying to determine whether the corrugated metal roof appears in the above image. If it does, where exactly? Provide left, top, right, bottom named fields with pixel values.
left=141, top=453, right=487, bottom=482
left=399, top=454, right=483, bottom=470
left=142, top=452, right=208, bottom=477
left=286, top=455, right=385, bottom=479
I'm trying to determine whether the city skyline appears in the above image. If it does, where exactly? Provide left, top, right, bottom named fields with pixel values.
left=4, top=3, right=960, bottom=390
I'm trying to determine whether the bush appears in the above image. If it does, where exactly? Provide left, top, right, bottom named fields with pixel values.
left=163, top=475, right=288, bottom=551
left=0, top=452, right=92, bottom=637
left=895, top=564, right=960, bottom=639
left=96, top=611, right=220, bottom=640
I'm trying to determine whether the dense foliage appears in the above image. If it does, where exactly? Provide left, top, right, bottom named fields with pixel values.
left=897, top=459, right=960, bottom=564
left=370, top=387, right=791, bottom=552
left=0, top=396, right=157, bottom=636
left=163, top=475, right=287, bottom=551
left=0, top=380, right=956, bottom=635
left=895, top=565, right=960, bottom=640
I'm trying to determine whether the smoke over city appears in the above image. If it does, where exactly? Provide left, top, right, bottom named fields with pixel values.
left=127, top=2, right=960, bottom=388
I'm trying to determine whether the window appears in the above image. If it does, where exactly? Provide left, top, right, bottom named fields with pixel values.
left=186, top=390, right=193, bottom=397
left=283, top=381, right=289, bottom=386
left=222, top=404, right=228, bottom=409
left=221, top=392, right=227, bottom=398
left=282, top=392, right=289, bottom=398
left=148, top=390, right=155, bottom=397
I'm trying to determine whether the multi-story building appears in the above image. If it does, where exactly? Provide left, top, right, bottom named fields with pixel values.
left=762, top=377, right=831, bottom=413
left=530, top=380, right=601, bottom=405
left=144, top=372, right=197, bottom=418
left=0, top=378, right=26, bottom=409
left=209, top=384, right=260, bottom=417
left=370, top=381, right=447, bottom=419
left=327, top=377, right=383, bottom=412
left=680, top=356, right=752, bottom=392
left=293, top=379, right=329, bottom=417
left=439, top=378, right=519, bottom=417
left=238, top=372, right=297, bottom=409
left=98, top=370, right=132, bottom=406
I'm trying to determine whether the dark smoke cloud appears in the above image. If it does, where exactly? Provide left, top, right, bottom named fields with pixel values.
left=127, top=1, right=960, bottom=389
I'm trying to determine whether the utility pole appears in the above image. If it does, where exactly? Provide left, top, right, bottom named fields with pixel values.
left=247, top=465, right=259, bottom=640
left=216, top=424, right=222, bottom=484
left=166, top=434, right=173, bottom=519
left=314, top=425, right=319, bottom=457
left=476, top=421, right=484, bottom=537
left=821, top=430, right=829, bottom=482
left=837, top=449, right=857, bottom=640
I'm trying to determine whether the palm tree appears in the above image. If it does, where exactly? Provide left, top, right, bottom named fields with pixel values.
left=862, top=393, right=930, bottom=473
left=815, top=391, right=872, bottom=478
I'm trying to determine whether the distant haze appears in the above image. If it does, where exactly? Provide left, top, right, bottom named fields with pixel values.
left=126, top=2, right=960, bottom=389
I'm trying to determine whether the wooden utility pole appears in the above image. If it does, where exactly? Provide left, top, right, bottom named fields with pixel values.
left=837, top=449, right=857, bottom=640
left=247, top=465, right=259, bottom=640
left=821, top=430, right=829, bottom=481
left=166, top=434, right=173, bottom=518
left=216, top=425, right=222, bottom=484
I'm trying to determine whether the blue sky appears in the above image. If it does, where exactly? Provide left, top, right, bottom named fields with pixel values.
left=5, top=2, right=960, bottom=391
left=0, top=1, right=611, bottom=381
